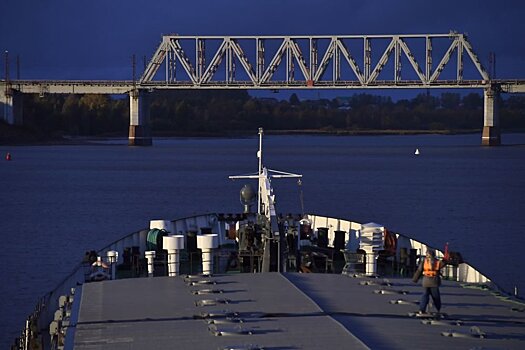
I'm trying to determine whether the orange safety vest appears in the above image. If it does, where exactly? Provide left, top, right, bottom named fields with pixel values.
left=423, top=258, right=440, bottom=277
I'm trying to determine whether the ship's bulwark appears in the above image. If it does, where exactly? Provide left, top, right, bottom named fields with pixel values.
left=71, top=273, right=525, bottom=349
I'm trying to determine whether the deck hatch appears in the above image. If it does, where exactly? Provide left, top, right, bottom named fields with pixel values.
left=206, top=317, right=244, bottom=324
left=196, top=310, right=240, bottom=319
left=389, top=299, right=418, bottom=305
left=208, top=325, right=253, bottom=336
left=195, top=299, right=231, bottom=307
left=187, top=280, right=217, bottom=286
left=191, top=289, right=224, bottom=295
left=374, top=289, right=409, bottom=295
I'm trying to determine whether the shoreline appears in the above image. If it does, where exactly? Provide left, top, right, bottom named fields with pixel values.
left=3, top=127, right=525, bottom=146
left=0, top=126, right=484, bottom=146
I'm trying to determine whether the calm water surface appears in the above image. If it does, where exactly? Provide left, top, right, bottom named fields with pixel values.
left=1, top=133, right=525, bottom=346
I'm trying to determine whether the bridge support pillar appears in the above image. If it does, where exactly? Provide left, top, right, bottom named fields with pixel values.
left=482, top=86, right=500, bottom=146
left=129, top=89, right=152, bottom=146
left=1, top=87, right=23, bottom=125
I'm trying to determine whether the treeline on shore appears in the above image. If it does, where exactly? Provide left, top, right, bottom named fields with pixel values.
left=2, top=90, right=525, bottom=142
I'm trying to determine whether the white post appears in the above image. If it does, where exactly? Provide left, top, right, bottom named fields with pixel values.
left=145, top=251, right=156, bottom=277
left=197, top=234, right=219, bottom=275
left=365, top=253, right=377, bottom=276
left=107, top=250, right=118, bottom=280
left=163, top=235, right=185, bottom=277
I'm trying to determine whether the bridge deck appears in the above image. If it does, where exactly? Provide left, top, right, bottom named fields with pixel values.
left=70, top=273, right=525, bottom=349
left=1, top=79, right=525, bottom=94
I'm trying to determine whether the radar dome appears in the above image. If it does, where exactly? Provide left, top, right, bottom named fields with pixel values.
left=240, top=184, right=255, bottom=213
left=240, top=184, right=256, bottom=205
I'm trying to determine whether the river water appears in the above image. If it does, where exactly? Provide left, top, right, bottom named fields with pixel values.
left=1, top=132, right=524, bottom=347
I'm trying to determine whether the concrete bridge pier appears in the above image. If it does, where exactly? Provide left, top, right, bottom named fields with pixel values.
left=129, top=89, right=152, bottom=146
left=482, top=86, right=500, bottom=146
left=1, top=87, right=23, bottom=125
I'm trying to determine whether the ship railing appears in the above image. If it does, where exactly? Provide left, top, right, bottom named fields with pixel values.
left=88, top=214, right=495, bottom=287
left=306, top=214, right=494, bottom=285
left=12, top=259, right=86, bottom=350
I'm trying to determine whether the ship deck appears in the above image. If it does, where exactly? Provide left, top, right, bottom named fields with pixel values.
left=69, top=273, right=525, bottom=349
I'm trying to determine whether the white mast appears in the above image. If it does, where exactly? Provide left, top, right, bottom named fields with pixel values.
left=228, top=127, right=302, bottom=273
left=229, top=127, right=302, bottom=220
left=257, top=127, right=263, bottom=215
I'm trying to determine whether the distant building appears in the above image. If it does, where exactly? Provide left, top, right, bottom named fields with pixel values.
left=336, top=96, right=351, bottom=105
left=336, top=96, right=352, bottom=109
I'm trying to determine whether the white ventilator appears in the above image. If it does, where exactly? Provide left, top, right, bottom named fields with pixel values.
left=149, top=220, right=174, bottom=233
left=106, top=250, right=118, bottom=280
left=359, top=223, right=385, bottom=276
left=197, top=234, right=219, bottom=275
left=163, top=235, right=185, bottom=277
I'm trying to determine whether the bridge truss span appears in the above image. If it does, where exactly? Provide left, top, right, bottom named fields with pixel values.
left=141, top=33, right=490, bottom=89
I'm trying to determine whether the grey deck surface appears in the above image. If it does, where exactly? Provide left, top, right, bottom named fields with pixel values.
left=72, top=273, right=525, bottom=349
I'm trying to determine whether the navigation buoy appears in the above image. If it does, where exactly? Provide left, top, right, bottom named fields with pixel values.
left=5, top=152, right=11, bottom=161
left=414, top=148, right=420, bottom=155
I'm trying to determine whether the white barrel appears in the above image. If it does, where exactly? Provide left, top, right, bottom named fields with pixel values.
left=145, top=250, right=156, bottom=277
left=150, top=220, right=174, bottom=233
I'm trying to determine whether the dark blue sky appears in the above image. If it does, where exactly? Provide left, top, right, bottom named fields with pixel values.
left=1, top=0, right=524, bottom=99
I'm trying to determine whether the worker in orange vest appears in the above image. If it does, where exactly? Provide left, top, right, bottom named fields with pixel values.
left=412, top=249, right=445, bottom=314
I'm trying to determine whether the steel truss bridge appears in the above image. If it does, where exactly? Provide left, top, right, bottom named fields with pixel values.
left=2, top=33, right=525, bottom=145
left=141, top=33, right=493, bottom=89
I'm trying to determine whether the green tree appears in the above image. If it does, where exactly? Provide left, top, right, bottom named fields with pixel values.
left=61, top=95, right=81, bottom=134
left=289, top=93, right=300, bottom=106
left=462, top=93, right=482, bottom=110
left=440, top=93, right=461, bottom=109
